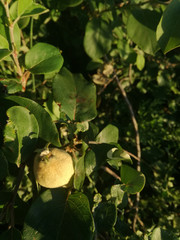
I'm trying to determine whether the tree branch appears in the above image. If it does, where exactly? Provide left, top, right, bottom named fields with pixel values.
left=115, top=71, right=141, bottom=232
left=101, top=166, right=121, bottom=181
left=2, top=1, right=23, bottom=78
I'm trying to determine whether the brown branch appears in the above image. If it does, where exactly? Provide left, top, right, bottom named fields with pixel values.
left=101, top=166, right=121, bottom=181
left=124, top=149, right=140, bottom=162
left=115, top=71, right=141, bottom=232
left=2, top=1, right=23, bottom=78
left=97, top=77, right=114, bottom=95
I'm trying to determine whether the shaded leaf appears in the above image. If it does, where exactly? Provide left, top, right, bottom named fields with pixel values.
left=127, top=9, right=161, bottom=55
left=0, top=149, right=9, bottom=180
left=84, top=149, right=96, bottom=176
left=84, top=18, right=112, bottom=59
left=43, top=94, right=60, bottom=121
left=58, top=0, right=83, bottom=11
left=53, top=67, right=97, bottom=122
left=23, top=188, right=69, bottom=240
left=156, top=0, right=180, bottom=53
left=6, top=106, right=39, bottom=165
left=73, top=142, right=88, bottom=190
left=90, top=143, right=117, bottom=168
left=23, top=189, right=94, bottom=240
left=25, top=43, right=64, bottom=74
left=0, top=79, right=22, bottom=93
left=5, top=96, right=61, bottom=147
left=94, top=202, right=117, bottom=233
left=121, top=164, right=145, bottom=194
left=3, top=120, right=19, bottom=164
left=107, top=147, right=132, bottom=169
left=0, top=228, right=22, bottom=240
left=60, top=192, right=95, bottom=240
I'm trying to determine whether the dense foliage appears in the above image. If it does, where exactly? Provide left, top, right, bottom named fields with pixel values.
left=0, top=0, right=180, bottom=239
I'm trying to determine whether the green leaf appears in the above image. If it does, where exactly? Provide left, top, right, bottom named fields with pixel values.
left=21, top=3, right=48, bottom=18
left=90, top=143, right=117, bottom=168
left=121, top=165, right=145, bottom=194
left=0, top=34, right=9, bottom=49
left=18, top=0, right=48, bottom=17
left=151, top=227, right=178, bottom=240
left=107, top=147, right=133, bottom=169
left=5, top=96, right=61, bottom=147
left=57, top=0, right=83, bottom=11
left=84, top=149, right=96, bottom=176
left=136, top=53, right=145, bottom=71
left=0, top=228, right=22, bottom=240
left=94, top=202, right=117, bottom=233
left=23, top=189, right=95, bottom=240
left=110, top=184, right=124, bottom=206
left=43, top=94, right=60, bottom=121
left=0, top=149, right=9, bottom=180
left=53, top=67, right=97, bottom=122
left=3, top=121, right=19, bottom=164
left=6, top=106, right=39, bottom=165
left=0, top=49, right=12, bottom=61
left=84, top=18, right=112, bottom=59
left=96, top=124, right=119, bottom=143
left=0, top=23, right=10, bottom=55
left=156, top=0, right=180, bottom=53
left=126, top=9, right=161, bottom=55
left=73, top=142, right=87, bottom=190
left=61, top=192, right=95, bottom=239
left=0, top=79, right=22, bottom=93
left=18, top=0, right=32, bottom=16
left=23, top=188, right=68, bottom=240
left=25, top=43, right=64, bottom=74
left=13, top=23, right=21, bottom=51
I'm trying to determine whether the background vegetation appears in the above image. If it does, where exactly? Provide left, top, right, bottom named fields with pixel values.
left=0, top=0, right=180, bottom=239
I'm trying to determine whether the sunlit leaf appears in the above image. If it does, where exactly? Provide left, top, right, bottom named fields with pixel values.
left=53, top=67, right=97, bottom=122
left=127, top=9, right=161, bottom=55
left=156, top=0, right=180, bottom=53
left=5, top=96, right=61, bottom=147
left=121, top=164, right=145, bottom=194
left=6, top=106, right=39, bottom=165
left=96, top=124, right=119, bottom=143
left=25, top=43, right=63, bottom=74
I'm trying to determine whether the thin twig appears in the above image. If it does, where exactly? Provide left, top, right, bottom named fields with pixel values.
left=97, top=77, right=114, bottom=95
left=101, top=166, right=121, bottom=181
left=124, top=149, right=140, bottom=162
left=115, top=71, right=141, bottom=232
left=2, top=1, right=23, bottom=78
left=88, top=141, right=140, bottom=162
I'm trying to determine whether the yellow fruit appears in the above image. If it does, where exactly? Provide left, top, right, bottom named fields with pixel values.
left=33, top=148, right=74, bottom=188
